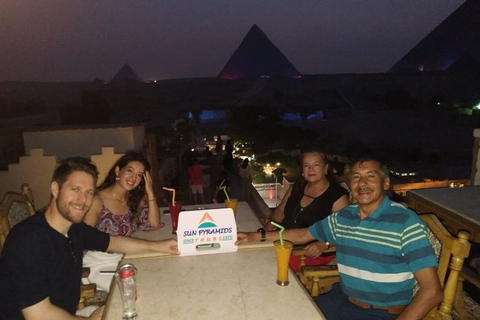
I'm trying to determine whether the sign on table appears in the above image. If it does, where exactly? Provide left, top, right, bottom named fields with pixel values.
left=177, top=208, right=237, bottom=256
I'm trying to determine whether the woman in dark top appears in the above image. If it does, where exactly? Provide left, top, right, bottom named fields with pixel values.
left=265, top=148, right=350, bottom=271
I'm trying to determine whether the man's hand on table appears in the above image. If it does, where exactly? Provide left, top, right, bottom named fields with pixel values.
left=153, top=238, right=180, bottom=255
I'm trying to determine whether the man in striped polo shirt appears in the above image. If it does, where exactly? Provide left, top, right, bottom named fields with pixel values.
left=237, top=157, right=443, bottom=320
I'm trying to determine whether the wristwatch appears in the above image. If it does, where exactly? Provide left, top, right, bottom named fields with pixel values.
left=257, top=228, right=266, bottom=242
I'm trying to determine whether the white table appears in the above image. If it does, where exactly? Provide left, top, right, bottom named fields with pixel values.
left=101, top=202, right=326, bottom=320
left=102, top=248, right=325, bottom=320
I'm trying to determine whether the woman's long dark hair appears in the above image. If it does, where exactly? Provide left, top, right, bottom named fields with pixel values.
left=98, top=151, right=150, bottom=225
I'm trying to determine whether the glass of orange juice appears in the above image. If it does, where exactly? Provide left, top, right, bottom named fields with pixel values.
left=274, top=240, right=293, bottom=286
left=225, top=198, right=238, bottom=217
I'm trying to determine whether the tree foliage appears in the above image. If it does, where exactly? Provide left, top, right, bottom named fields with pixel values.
left=172, top=117, right=197, bottom=150
left=228, top=105, right=320, bottom=153
left=228, top=106, right=283, bottom=153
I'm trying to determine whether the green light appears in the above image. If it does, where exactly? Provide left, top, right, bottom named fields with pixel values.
left=474, top=102, right=480, bottom=110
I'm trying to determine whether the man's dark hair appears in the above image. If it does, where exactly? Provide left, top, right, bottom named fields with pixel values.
left=52, top=157, right=99, bottom=189
left=349, top=155, right=389, bottom=179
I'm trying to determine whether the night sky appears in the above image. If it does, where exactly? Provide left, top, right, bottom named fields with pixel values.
left=0, top=0, right=466, bottom=82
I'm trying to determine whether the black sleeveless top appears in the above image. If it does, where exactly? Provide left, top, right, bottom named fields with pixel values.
left=281, top=180, right=348, bottom=229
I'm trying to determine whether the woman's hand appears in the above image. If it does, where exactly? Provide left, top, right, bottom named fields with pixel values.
left=303, top=241, right=327, bottom=258
left=235, top=232, right=259, bottom=245
left=143, top=171, right=155, bottom=199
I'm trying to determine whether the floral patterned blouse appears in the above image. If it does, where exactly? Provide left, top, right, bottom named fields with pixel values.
left=95, top=204, right=163, bottom=236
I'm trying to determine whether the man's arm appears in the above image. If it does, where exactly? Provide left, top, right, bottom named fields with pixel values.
left=107, top=236, right=180, bottom=255
left=22, top=297, right=104, bottom=320
left=236, top=227, right=316, bottom=245
left=397, top=267, right=443, bottom=320
left=143, top=171, right=161, bottom=227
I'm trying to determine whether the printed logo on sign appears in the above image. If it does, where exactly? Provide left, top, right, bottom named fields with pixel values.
left=177, top=207, right=237, bottom=256
left=182, top=212, right=233, bottom=244
left=198, top=212, right=217, bottom=228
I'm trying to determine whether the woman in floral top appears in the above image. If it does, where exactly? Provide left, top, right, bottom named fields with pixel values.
left=84, top=151, right=163, bottom=235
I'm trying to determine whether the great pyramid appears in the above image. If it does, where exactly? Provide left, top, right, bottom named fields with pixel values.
left=218, top=24, right=301, bottom=79
left=110, top=63, right=144, bottom=83
left=389, top=0, right=480, bottom=73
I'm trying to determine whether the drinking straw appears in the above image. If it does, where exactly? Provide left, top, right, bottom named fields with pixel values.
left=270, top=221, right=285, bottom=245
left=220, top=186, right=230, bottom=201
left=162, top=187, right=176, bottom=206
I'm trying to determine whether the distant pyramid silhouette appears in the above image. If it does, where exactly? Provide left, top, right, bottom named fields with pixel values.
left=218, top=24, right=301, bottom=79
left=110, top=63, right=144, bottom=83
left=389, top=0, right=480, bottom=73
left=446, top=53, right=480, bottom=75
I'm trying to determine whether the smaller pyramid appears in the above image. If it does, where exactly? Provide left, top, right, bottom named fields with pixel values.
left=91, top=77, right=106, bottom=85
left=110, top=63, right=144, bottom=83
left=218, top=24, right=301, bottom=79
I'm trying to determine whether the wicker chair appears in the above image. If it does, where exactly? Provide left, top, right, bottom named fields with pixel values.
left=0, top=185, right=36, bottom=252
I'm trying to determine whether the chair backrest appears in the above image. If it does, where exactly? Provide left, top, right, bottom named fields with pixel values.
left=0, top=188, right=36, bottom=251
left=419, top=214, right=471, bottom=319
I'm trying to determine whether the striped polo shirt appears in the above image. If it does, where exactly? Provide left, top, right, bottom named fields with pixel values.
left=309, top=197, right=438, bottom=307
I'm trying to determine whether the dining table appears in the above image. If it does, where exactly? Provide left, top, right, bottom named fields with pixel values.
left=101, top=201, right=326, bottom=320
left=408, top=186, right=480, bottom=242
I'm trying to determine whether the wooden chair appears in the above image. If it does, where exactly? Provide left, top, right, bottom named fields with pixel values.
left=292, top=245, right=339, bottom=296
left=295, top=214, right=472, bottom=320
left=0, top=186, right=36, bottom=251
left=421, top=214, right=470, bottom=320
left=459, top=267, right=480, bottom=320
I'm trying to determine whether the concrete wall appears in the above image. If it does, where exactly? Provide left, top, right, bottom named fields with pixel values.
left=0, top=148, right=56, bottom=210
left=0, top=147, right=125, bottom=210
left=23, top=125, right=144, bottom=160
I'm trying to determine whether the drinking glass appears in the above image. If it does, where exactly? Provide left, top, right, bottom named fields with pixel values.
left=114, top=263, right=138, bottom=320
left=169, top=201, right=182, bottom=235
left=274, top=240, right=293, bottom=286
left=224, top=198, right=238, bottom=217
